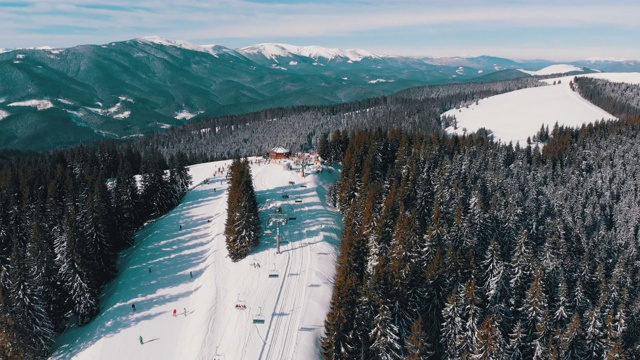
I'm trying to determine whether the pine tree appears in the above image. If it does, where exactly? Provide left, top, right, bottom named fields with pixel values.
left=369, top=299, right=403, bottom=360
left=405, top=317, right=431, bottom=360
left=224, top=158, right=261, bottom=261
left=472, top=312, right=506, bottom=360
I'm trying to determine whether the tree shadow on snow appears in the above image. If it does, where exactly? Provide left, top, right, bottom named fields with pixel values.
left=53, top=183, right=224, bottom=358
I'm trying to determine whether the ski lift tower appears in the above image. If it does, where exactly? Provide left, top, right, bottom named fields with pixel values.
left=269, top=210, right=288, bottom=254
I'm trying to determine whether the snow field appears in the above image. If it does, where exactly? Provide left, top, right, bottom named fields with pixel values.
left=51, top=157, right=342, bottom=360
left=444, top=72, right=640, bottom=145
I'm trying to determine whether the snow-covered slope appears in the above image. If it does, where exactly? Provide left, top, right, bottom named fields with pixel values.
left=443, top=72, right=640, bottom=145
left=51, top=158, right=342, bottom=360
left=519, top=64, right=584, bottom=75
left=238, top=43, right=380, bottom=62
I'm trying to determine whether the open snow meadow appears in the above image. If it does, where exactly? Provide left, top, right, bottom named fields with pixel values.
left=51, top=158, right=342, bottom=360
left=444, top=72, right=640, bottom=145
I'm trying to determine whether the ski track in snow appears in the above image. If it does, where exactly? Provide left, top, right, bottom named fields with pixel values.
left=51, top=158, right=342, bottom=360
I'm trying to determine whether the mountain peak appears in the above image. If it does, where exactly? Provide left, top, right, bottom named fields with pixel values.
left=135, top=36, right=235, bottom=57
left=237, top=43, right=380, bottom=62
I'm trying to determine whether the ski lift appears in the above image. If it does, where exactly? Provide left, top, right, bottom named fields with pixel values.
left=253, top=307, right=265, bottom=324
left=213, top=346, right=226, bottom=360
left=235, top=293, right=247, bottom=310
left=268, top=263, right=279, bottom=278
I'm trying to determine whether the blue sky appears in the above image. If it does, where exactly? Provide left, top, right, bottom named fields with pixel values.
left=1, top=0, right=639, bottom=60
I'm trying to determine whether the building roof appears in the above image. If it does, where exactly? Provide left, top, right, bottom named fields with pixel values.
left=270, top=146, right=290, bottom=154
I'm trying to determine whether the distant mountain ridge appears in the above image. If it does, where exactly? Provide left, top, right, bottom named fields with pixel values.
left=1, top=36, right=639, bottom=151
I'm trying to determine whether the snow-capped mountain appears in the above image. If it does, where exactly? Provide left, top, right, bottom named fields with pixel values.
left=137, top=35, right=241, bottom=58
left=238, top=43, right=380, bottom=63
left=1, top=36, right=639, bottom=151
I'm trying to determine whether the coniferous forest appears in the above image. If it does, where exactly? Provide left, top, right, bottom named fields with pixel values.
left=1, top=74, right=639, bottom=358
left=0, top=144, right=191, bottom=358
left=224, top=157, right=261, bottom=261
left=321, top=119, right=640, bottom=359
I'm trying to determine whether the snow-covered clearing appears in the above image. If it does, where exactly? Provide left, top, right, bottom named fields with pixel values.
left=51, top=158, right=342, bottom=360
left=519, top=64, right=583, bottom=75
left=8, top=99, right=54, bottom=110
left=444, top=72, right=640, bottom=145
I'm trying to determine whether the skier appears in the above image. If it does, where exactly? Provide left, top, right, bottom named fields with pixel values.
left=132, top=303, right=136, bottom=311
left=180, top=224, right=183, bottom=230
left=173, top=309, right=177, bottom=316
left=184, top=307, right=187, bottom=316
left=139, top=335, right=143, bottom=345
left=148, top=267, right=151, bottom=273
left=190, top=271, right=193, bottom=278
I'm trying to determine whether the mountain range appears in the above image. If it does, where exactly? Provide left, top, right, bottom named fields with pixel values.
left=1, top=36, right=639, bottom=151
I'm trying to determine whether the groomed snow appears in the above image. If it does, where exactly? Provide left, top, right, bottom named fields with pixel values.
left=519, top=64, right=583, bottom=75
left=51, top=158, right=342, bottom=360
left=8, top=99, right=54, bottom=110
left=443, top=72, right=640, bottom=145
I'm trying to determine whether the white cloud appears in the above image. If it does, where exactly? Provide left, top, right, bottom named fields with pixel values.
left=0, top=1, right=639, bottom=60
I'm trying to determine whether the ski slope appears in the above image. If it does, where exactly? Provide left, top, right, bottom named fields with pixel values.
left=51, top=158, right=342, bottom=360
left=444, top=72, right=640, bottom=145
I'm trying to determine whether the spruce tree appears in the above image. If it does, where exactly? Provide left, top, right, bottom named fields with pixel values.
left=224, top=158, right=260, bottom=261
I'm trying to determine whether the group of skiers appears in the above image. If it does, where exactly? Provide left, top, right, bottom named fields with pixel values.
left=136, top=268, right=196, bottom=345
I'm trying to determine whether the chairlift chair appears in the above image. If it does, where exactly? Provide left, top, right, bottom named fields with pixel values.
left=268, top=263, right=279, bottom=278
left=235, top=293, right=247, bottom=310
left=212, top=346, right=226, bottom=360
left=253, top=307, right=265, bottom=324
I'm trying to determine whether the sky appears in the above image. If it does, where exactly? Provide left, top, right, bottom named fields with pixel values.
left=1, top=0, right=639, bottom=61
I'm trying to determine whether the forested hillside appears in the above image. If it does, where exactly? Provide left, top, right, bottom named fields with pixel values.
left=573, top=77, right=640, bottom=119
left=321, top=121, right=640, bottom=359
left=0, top=144, right=191, bottom=358
left=134, top=77, right=543, bottom=162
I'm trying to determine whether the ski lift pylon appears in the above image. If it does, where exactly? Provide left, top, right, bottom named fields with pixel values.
left=268, top=263, right=279, bottom=278
left=253, top=307, right=265, bottom=324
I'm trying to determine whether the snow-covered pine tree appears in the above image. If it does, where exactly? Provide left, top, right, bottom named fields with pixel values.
left=369, top=299, right=403, bottom=360
left=224, top=157, right=260, bottom=261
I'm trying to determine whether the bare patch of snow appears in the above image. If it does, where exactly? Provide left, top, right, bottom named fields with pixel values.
left=288, top=61, right=298, bottom=65
left=175, top=110, right=203, bottom=120
left=8, top=99, right=54, bottom=110
left=0, top=110, right=9, bottom=120
left=113, top=111, right=131, bottom=119
left=271, top=64, right=288, bottom=70
left=16, top=54, right=25, bottom=59
left=58, top=98, right=74, bottom=105
left=368, top=79, right=395, bottom=84
left=118, top=96, right=134, bottom=103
